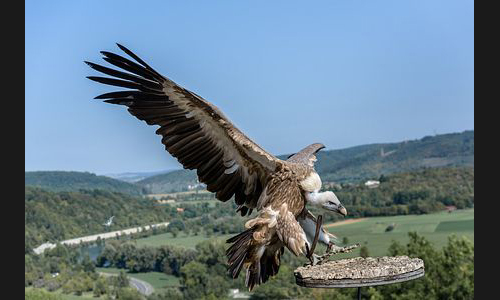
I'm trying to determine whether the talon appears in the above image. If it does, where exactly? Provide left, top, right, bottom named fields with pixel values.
left=308, top=254, right=321, bottom=266
left=327, top=242, right=334, bottom=253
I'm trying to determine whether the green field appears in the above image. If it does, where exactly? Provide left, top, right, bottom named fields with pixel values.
left=435, top=219, right=474, bottom=232
left=133, top=209, right=473, bottom=260
left=134, top=231, right=234, bottom=249
left=322, top=208, right=474, bottom=259
left=96, top=267, right=180, bottom=293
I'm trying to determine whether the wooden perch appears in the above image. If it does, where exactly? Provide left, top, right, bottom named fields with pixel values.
left=295, top=256, right=424, bottom=289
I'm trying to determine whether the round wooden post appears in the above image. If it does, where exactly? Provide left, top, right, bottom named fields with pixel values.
left=295, top=256, right=424, bottom=299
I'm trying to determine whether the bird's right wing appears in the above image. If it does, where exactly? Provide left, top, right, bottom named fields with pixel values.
left=86, top=44, right=283, bottom=215
left=286, top=143, right=325, bottom=167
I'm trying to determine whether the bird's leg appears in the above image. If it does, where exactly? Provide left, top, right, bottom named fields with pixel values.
left=305, top=215, right=323, bottom=266
left=310, top=253, right=322, bottom=266
left=306, top=215, right=322, bottom=258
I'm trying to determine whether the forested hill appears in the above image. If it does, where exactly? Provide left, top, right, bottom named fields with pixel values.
left=137, top=130, right=474, bottom=193
left=25, top=187, right=169, bottom=250
left=25, top=171, right=144, bottom=196
left=324, top=166, right=474, bottom=220
left=136, top=168, right=199, bottom=194
left=311, top=130, right=474, bottom=182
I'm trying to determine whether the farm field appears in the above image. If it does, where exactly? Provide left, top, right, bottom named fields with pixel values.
left=322, top=208, right=474, bottom=259
left=134, top=231, right=234, bottom=249
left=132, top=209, right=473, bottom=259
left=96, top=267, right=180, bottom=293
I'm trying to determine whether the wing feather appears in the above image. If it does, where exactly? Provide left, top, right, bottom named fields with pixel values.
left=87, top=44, right=283, bottom=214
left=286, top=143, right=325, bottom=167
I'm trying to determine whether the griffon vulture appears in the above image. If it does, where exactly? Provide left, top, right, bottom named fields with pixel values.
left=86, top=44, right=347, bottom=291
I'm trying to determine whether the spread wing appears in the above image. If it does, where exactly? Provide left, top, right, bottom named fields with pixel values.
left=286, top=143, right=325, bottom=167
left=86, top=44, right=283, bottom=215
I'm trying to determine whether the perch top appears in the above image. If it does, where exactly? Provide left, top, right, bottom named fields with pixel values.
left=295, top=256, right=424, bottom=288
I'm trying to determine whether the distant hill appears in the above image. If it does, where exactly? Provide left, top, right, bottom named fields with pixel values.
left=25, top=171, right=144, bottom=196
left=25, top=187, right=169, bottom=249
left=312, top=130, right=474, bottom=182
left=329, top=166, right=474, bottom=219
left=136, top=169, right=199, bottom=194
left=27, top=131, right=472, bottom=194
left=137, top=130, right=474, bottom=193
left=104, top=170, right=173, bottom=183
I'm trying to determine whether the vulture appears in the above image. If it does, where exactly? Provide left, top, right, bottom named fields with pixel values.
left=86, top=44, right=348, bottom=291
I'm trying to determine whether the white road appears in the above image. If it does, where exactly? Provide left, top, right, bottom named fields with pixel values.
left=129, top=276, right=154, bottom=296
left=99, top=272, right=154, bottom=296
left=33, top=222, right=170, bottom=254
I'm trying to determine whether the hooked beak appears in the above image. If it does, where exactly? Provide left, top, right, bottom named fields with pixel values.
left=337, top=205, right=347, bottom=217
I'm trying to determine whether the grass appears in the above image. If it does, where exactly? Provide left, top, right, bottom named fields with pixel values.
left=435, top=219, right=474, bottom=232
left=132, top=209, right=473, bottom=257
left=321, top=208, right=474, bottom=259
left=134, top=231, right=234, bottom=249
left=96, top=267, right=180, bottom=293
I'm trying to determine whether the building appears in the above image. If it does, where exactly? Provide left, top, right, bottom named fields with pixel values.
left=445, top=206, right=457, bottom=213
left=228, top=289, right=250, bottom=299
left=364, top=180, right=380, bottom=188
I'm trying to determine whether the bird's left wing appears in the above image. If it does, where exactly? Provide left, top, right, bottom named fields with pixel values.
left=86, top=44, right=282, bottom=215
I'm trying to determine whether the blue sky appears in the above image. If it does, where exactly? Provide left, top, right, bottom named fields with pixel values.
left=25, top=0, right=474, bottom=174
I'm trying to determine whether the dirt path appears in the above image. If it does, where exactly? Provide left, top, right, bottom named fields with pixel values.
left=324, top=218, right=367, bottom=228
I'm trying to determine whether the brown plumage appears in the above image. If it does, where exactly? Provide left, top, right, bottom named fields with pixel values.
left=86, top=44, right=335, bottom=291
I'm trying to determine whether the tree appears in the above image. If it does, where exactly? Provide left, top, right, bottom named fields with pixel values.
left=360, top=245, right=369, bottom=258
left=93, top=277, right=108, bottom=297
left=377, top=232, right=474, bottom=299
left=81, top=254, right=95, bottom=273
left=114, top=287, right=143, bottom=300
left=180, top=261, right=209, bottom=299
left=250, top=265, right=312, bottom=299
left=25, top=288, right=62, bottom=300
left=148, top=289, right=183, bottom=300
left=115, top=271, right=129, bottom=288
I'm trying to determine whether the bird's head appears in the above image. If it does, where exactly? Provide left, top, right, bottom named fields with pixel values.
left=308, top=191, right=347, bottom=216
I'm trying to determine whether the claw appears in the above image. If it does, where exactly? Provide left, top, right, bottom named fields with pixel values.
left=327, top=242, right=334, bottom=253
left=308, top=254, right=321, bottom=266
left=326, top=242, right=343, bottom=254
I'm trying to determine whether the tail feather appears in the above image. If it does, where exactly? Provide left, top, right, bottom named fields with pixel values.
left=245, top=262, right=261, bottom=291
left=227, top=229, right=283, bottom=291
left=259, top=246, right=282, bottom=283
left=226, top=228, right=254, bottom=279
